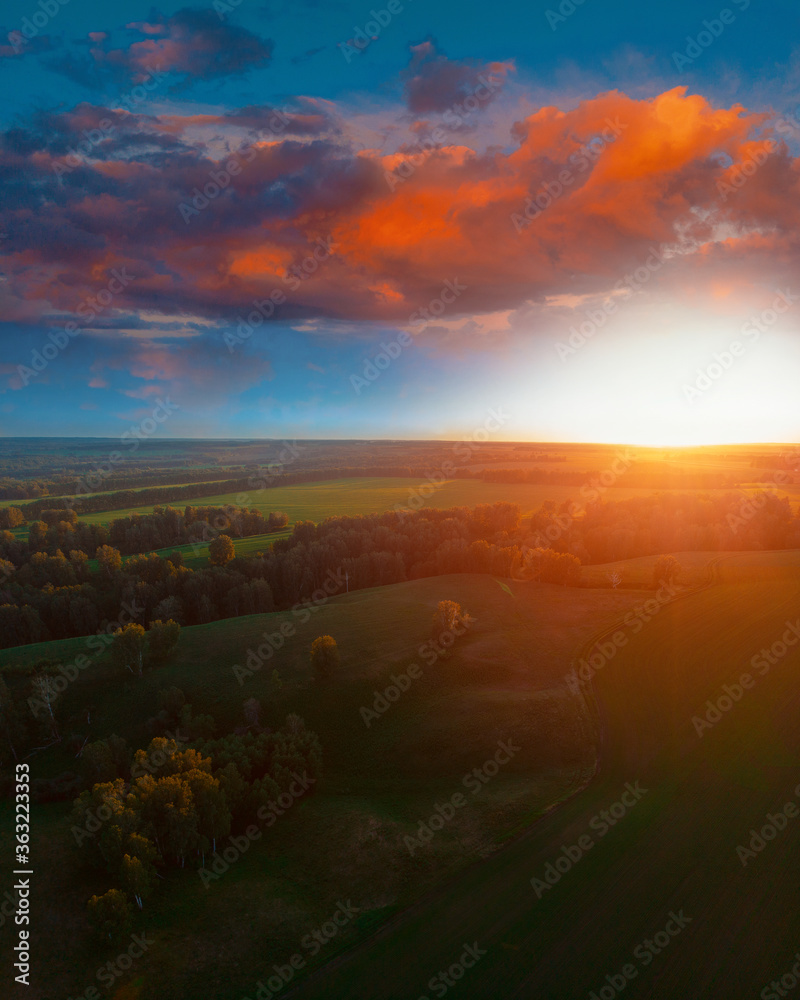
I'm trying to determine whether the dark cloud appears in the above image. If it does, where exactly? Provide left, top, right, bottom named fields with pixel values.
left=44, top=7, right=273, bottom=90
left=0, top=87, right=797, bottom=336
left=400, top=38, right=513, bottom=114
left=0, top=30, right=53, bottom=60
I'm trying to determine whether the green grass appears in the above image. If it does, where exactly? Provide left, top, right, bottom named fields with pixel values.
left=55, top=476, right=800, bottom=529
left=4, top=550, right=800, bottom=998
left=119, top=529, right=293, bottom=570
left=0, top=572, right=650, bottom=1000
left=288, top=549, right=800, bottom=999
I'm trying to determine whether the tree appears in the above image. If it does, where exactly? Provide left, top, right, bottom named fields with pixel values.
left=208, top=534, right=235, bottom=566
left=147, top=619, right=180, bottom=664
left=120, top=853, right=155, bottom=910
left=653, top=555, right=681, bottom=588
left=112, top=623, right=147, bottom=678
left=186, top=769, right=230, bottom=860
left=28, top=669, right=61, bottom=741
left=87, top=889, right=133, bottom=944
left=153, top=595, right=183, bottom=623
left=28, top=520, right=47, bottom=551
left=606, top=570, right=622, bottom=589
left=96, top=544, right=122, bottom=579
left=0, top=507, right=24, bottom=529
left=310, top=635, right=339, bottom=680
left=81, top=735, right=131, bottom=784
left=431, top=600, right=466, bottom=641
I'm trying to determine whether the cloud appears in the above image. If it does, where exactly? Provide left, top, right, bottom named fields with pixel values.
left=46, top=7, right=273, bottom=89
left=400, top=39, right=513, bottom=114
left=0, top=85, right=798, bottom=340
left=0, top=30, right=52, bottom=60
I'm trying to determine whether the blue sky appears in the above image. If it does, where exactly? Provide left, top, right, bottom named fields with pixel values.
left=1, top=0, right=799, bottom=442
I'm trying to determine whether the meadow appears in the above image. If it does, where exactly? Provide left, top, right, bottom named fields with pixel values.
left=0, top=572, right=650, bottom=999
left=289, top=550, right=800, bottom=999
left=2, top=439, right=799, bottom=999
left=61, top=475, right=800, bottom=530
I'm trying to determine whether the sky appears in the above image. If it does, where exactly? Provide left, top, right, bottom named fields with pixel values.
left=1, top=0, right=799, bottom=444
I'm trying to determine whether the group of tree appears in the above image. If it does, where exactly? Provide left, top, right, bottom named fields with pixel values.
left=3, top=493, right=800, bottom=656
left=72, top=713, right=321, bottom=933
left=0, top=623, right=181, bottom=770
left=9, top=504, right=290, bottom=560
left=529, top=491, right=800, bottom=564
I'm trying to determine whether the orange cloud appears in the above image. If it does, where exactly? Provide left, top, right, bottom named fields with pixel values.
left=2, top=86, right=798, bottom=332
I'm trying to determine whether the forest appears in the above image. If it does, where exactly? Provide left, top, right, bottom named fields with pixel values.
left=1, top=492, right=798, bottom=651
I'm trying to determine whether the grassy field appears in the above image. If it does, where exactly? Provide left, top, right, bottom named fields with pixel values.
left=0, top=572, right=651, bottom=1000
left=0, top=478, right=236, bottom=508
left=113, top=529, right=294, bottom=570
left=50, top=475, right=800, bottom=530
left=286, top=549, right=800, bottom=999
left=3, top=551, right=800, bottom=998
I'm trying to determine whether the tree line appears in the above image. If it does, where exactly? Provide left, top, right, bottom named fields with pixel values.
left=1, top=493, right=799, bottom=653
left=1, top=504, right=289, bottom=558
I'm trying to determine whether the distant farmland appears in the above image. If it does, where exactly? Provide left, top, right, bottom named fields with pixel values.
left=64, top=476, right=800, bottom=528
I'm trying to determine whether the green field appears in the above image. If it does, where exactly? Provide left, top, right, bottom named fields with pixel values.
left=51, top=476, right=800, bottom=530
left=117, top=529, right=294, bottom=570
left=287, top=550, right=800, bottom=999
left=3, top=550, right=800, bottom=998
left=0, top=572, right=650, bottom=1000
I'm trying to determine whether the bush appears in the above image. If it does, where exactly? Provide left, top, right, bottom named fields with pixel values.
left=310, top=636, right=340, bottom=680
left=87, top=889, right=133, bottom=944
left=209, top=534, right=235, bottom=566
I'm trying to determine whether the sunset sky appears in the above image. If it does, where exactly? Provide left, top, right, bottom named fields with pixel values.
left=1, top=0, right=799, bottom=442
